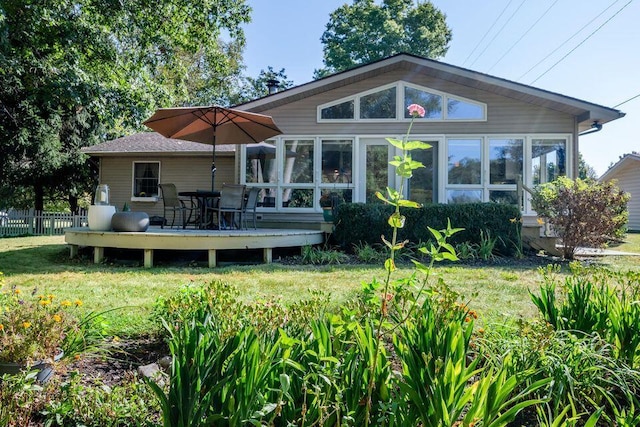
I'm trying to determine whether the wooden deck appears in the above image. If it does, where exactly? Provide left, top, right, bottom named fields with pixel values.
left=64, top=227, right=325, bottom=268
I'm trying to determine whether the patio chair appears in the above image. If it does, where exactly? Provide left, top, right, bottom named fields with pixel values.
left=158, top=183, right=196, bottom=229
left=242, top=187, right=261, bottom=230
left=208, top=184, right=246, bottom=230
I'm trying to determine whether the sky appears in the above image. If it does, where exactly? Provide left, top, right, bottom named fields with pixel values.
left=241, top=0, right=640, bottom=177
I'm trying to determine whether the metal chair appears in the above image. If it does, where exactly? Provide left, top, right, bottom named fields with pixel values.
left=242, top=187, right=261, bottom=230
left=209, top=184, right=246, bottom=230
left=158, top=183, right=196, bottom=229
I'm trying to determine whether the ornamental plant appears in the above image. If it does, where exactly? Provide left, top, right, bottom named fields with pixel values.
left=0, top=272, right=82, bottom=364
left=530, top=176, right=629, bottom=259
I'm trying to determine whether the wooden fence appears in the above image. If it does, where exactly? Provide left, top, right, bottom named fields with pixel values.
left=0, top=209, right=88, bottom=237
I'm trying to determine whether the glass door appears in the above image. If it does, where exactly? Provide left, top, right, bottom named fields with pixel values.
left=359, top=138, right=394, bottom=203
left=408, top=141, right=438, bottom=205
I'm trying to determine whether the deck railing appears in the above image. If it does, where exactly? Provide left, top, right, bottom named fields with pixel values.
left=0, top=209, right=88, bottom=237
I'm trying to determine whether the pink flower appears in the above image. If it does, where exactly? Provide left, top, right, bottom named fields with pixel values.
left=407, top=104, right=425, bottom=118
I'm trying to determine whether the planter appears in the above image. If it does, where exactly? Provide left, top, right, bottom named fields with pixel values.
left=111, top=211, right=150, bottom=232
left=322, top=207, right=334, bottom=222
left=88, top=205, right=116, bottom=231
left=0, top=351, right=64, bottom=383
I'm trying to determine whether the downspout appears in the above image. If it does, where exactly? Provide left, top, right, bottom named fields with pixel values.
left=579, top=121, right=603, bottom=136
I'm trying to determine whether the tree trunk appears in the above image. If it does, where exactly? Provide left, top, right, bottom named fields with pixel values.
left=69, top=194, right=79, bottom=215
left=34, top=181, right=44, bottom=212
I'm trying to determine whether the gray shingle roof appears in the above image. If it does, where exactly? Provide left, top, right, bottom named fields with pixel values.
left=82, top=132, right=236, bottom=156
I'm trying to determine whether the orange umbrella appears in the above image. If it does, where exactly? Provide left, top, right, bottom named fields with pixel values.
left=143, top=106, right=282, bottom=190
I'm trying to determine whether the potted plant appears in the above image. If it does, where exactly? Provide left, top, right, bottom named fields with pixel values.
left=319, top=191, right=344, bottom=222
left=0, top=272, right=83, bottom=382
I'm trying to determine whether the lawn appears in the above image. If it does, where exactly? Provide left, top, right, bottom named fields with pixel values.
left=1, top=234, right=639, bottom=336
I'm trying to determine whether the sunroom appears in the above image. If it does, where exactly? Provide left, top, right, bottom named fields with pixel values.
left=238, top=72, right=584, bottom=222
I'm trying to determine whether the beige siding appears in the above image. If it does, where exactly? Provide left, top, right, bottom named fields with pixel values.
left=99, top=155, right=235, bottom=218
left=263, top=71, right=576, bottom=136
left=604, top=162, right=640, bottom=231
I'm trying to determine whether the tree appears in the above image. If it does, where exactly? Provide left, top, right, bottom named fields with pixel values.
left=231, top=66, right=294, bottom=105
left=530, top=177, right=629, bottom=259
left=577, top=153, right=598, bottom=180
left=0, top=0, right=250, bottom=212
left=315, top=0, right=451, bottom=78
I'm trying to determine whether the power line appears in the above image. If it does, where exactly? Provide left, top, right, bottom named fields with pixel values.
left=530, top=0, right=633, bottom=84
left=613, top=92, right=640, bottom=108
left=462, top=0, right=514, bottom=67
left=487, top=0, right=560, bottom=74
left=468, top=0, right=527, bottom=68
left=517, top=0, right=622, bottom=81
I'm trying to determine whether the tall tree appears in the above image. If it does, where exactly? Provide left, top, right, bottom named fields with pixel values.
left=578, top=153, right=598, bottom=180
left=0, top=0, right=250, bottom=211
left=232, top=66, right=294, bottom=105
left=315, top=0, right=451, bottom=78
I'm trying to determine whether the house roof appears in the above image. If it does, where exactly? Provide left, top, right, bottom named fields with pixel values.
left=236, top=53, right=624, bottom=133
left=82, top=132, right=236, bottom=157
left=599, top=152, right=640, bottom=181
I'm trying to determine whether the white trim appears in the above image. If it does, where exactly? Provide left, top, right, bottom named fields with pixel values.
left=238, top=133, right=571, bottom=214
left=131, top=161, right=161, bottom=199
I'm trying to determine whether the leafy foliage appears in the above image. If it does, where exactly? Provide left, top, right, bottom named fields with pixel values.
left=315, top=0, right=452, bottom=77
left=334, top=202, right=521, bottom=256
left=530, top=176, right=629, bottom=259
left=0, top=0, right=251, bottom=210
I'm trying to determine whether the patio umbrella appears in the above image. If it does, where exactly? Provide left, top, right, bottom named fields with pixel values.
left=143, top=106, right=282, bottom=190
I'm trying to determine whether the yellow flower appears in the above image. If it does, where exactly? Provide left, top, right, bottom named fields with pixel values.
left=22, top=321, right=31, bottom=329
left=48, top=294, right=55, bottom=300
left=61, top=300, right=72, bottom=307
left=509, top=218, right=517, bottom=223
left=53, top=314, right=62, bottom=322
left=537, top=217, right=545, bottom=225
left=74, top=299, right=83, bottom=307
left=74, top=354, right=81, bottom=361
left=40, top=299, right=51, bottom=306
left=0, top=324, right=4, bottom=331
left=14, top=288, right=21, bottom=295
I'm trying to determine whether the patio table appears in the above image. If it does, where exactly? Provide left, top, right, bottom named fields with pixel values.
left=179, top=191, right=220, bottom=229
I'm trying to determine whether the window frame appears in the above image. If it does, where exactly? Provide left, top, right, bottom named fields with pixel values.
left=317, top=81, right=487, bottom=123
left=131, top=161, right=160, bottom=202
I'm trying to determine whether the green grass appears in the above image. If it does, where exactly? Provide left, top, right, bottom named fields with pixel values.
left=1, top=235, right=639, bottom=336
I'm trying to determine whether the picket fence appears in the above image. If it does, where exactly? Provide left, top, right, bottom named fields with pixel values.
left=0, top=209, right=88, bottom=237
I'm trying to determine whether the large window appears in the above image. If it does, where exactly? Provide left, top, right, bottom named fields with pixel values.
left=489, top=139, right=523, bottom=185
left=447, top=139, right=482, bottom=185
left=318, top=82, right=486, bottom=122
left=281, top=139, right=314, bottom=209
left=132, top=162, right=159, bottom=199
left=532, top=139, right=566, bottom=185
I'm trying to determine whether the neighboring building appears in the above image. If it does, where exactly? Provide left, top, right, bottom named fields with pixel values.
left=85, top=53, right=625, bottom=227
left=599, top=153, right=640, bottom=231
left=82, top=132, right=235, bottom=217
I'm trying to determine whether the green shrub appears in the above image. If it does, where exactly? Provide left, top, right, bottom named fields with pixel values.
left=530, top=176, right=629, bottom=259
left=531, top=265, right=640, bottom=368
left=334, top=202, right=520, bottom=256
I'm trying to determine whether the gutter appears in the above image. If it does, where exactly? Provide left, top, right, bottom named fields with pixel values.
left=579, top=121, right=603, bottom=136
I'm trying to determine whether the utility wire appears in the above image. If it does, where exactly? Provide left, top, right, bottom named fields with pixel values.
left=613, top=92, right=640, bottom=108
left=530, top=0, right=633, bottom=84
left=487, top=0, right=560, bottom=73
left=462, top=0, right=514, bottom=67
left=468, top=0, right=527, bottom=68
left=517, top=0, right=622, bottom=81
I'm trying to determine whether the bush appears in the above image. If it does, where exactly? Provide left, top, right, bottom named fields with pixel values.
left=334, top=202, right=520, bottom=256
left=530, top=177, right=629, bottom=259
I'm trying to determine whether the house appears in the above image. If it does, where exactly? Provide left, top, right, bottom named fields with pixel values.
left=82, top=132, right=236, bottom=216
left=599, top=153, right=640, bottom=231
left=84, top=53, right=624, bottom=229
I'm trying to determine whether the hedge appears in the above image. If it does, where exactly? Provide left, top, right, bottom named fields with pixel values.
left=333, top=202, right=521, bottom=256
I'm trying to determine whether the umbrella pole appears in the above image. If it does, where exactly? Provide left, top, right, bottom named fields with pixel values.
left=211, top=135, right=216, bottom=191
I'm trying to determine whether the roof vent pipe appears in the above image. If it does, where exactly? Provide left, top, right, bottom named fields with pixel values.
left=579, top=121, right=603, bottom=136
left=266, top=79, right=279, bottom=95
